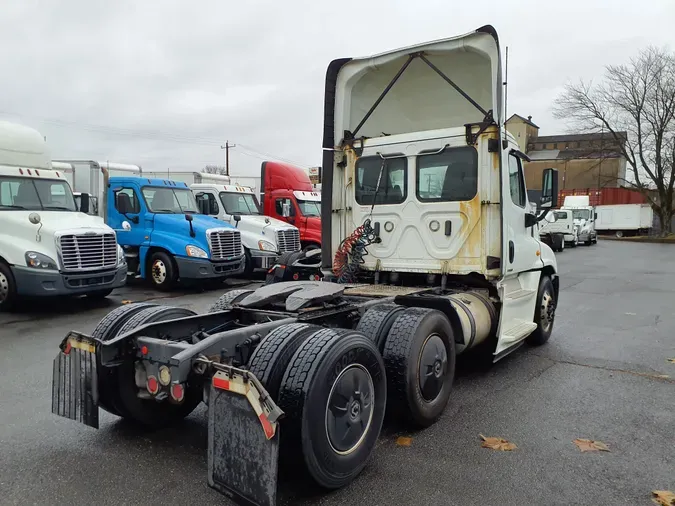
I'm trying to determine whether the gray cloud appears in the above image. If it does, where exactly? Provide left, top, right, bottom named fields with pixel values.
left=1, top=0, right=673, bottom=176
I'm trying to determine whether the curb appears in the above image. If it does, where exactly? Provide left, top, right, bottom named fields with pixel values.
left=598, top=236, right=675, bottom=244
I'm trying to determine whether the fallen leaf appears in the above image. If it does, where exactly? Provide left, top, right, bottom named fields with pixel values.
left=573, top=438, right=610, bottom=452
left=479, top=434, right=517, bottom=451
left=652, top=490, right=675, bottom=506
left=396, top=436, right=412, bottom=447
left=121, top=300, right=133, bottom=305
left=667, top=358, right=675, bottom=364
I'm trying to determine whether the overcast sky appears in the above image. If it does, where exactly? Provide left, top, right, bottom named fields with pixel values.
left=1, top=0, right=673, bottom=177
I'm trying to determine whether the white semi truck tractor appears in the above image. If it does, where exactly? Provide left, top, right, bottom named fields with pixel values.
left=0, top=122, right=126, bottom=310
left=50, top=25, right=559, bottom=506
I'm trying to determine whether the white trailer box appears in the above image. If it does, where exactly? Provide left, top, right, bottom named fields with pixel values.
left=596, top=204, right=653, bottom=237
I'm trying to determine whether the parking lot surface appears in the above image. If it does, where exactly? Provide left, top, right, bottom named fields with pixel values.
left=1, top=241, right=673, bottom=506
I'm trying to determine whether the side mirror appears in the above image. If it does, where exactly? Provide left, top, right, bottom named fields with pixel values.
left=185, top=213, right=194, bottom=222
left=122, top=221, right=132, bottom=231
left=233, top=214, right=241, bottom=222
left=282, top=202, right=291, bottom=218
left=79, top=193, right=90, bottom=214
left=196, top=197, right=209, bottom=215
left=539, top=168, right=559, bottom=210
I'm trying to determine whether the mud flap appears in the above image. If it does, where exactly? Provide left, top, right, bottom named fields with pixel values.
left=51, top=332, right=99, bottom=429
left=207, top=370, right=282, bottom=506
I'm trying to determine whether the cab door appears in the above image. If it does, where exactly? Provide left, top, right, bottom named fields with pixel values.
left=495, top=149, right=543, bottom=358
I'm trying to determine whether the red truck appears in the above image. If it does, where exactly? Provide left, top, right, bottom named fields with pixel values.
left=260, top=161, right=321, bottom=251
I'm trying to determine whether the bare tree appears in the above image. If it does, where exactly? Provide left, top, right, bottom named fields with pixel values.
left=553, top=47, right=675, bottom=235
left=203, top=164, right=228, bottom=175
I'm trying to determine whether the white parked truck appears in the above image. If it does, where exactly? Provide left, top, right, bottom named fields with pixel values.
left=191, top=182, right=302, bottom=274
left=0, top=122, right=126, bottom=310
left=50, top=25, right=561, bottom=506
left=561, top=195, right=597, bottom=245
left=595, top=203, right=653, bottom=237
left=138, top=170, right=302, bottom=273
left=539, top=209, right=578, bottom=251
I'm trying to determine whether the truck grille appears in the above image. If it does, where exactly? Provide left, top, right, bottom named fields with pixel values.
left=59, top=233, right=117, bottom=271
left=208, top=230, right=242, bottom=260
left=276, top=229, right=301, bottom=253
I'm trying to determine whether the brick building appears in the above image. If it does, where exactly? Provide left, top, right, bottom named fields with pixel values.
left=505, top=114, right=628, bottom=191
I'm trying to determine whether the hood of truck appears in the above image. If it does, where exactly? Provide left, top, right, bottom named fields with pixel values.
left=3, top=210, right=112, bottom=235
left=238, top=214, right=293, bottom=233
left=329, top=25, right=502, bottom=144
left=152, top=213, right=235, bottom=236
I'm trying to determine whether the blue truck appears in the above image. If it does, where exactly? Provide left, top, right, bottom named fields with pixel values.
left=101, top=174, right=244, bottom=289
left=56, top=162, right=246, bottom=289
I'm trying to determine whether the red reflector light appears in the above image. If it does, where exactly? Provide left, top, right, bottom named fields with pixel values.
left=171, top=383, right=185, bottom=402
left=56, top=172, right=60, bottom=177
left=258, top=413, right=275, bottom=440
left=147, top=376, right=159, bottom=395
left=27, top=169, right=32, bottom=175
left=141, top=345, right=148, bottom=355
left=35, top=170, right=40, bottom=176
left=293, top=273, right=299, bottom=280
left=19, top=168, right=23, bottom=175
left=213, top=376, right=231, bottom=391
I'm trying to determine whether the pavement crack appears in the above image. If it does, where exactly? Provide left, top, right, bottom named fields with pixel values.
left=530, top=354, right=673, bottom=383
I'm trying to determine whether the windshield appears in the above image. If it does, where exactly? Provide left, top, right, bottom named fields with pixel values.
left=142, top=187, right=198, bottom=213
left=297, top=199, right=321, bottom=217
left=0, top=176, right=77, bottom=211
left=219, top=192, right=261, bottom=215
left=572, top=209, right=591, bottom=220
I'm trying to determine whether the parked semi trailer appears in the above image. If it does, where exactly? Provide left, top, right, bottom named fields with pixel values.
left=0, top=123, right=126, bottom=310
left=51, top=25, right=560, bottom=506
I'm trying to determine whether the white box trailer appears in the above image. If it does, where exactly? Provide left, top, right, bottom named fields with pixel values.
left=595, top=203, right=653, bottom=237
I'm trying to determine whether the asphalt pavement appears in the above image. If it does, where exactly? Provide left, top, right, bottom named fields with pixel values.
left=1, top=242, right=673, bottom=506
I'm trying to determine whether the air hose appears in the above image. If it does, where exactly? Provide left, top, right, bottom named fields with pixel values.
left=332, top=219, right=378, bottom=283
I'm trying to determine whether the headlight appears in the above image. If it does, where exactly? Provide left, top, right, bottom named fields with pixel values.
left=117, top=245, right=126, bottom=265
left=25, top=251, right=58, bottom=270
left=258, top=240, right=276, bottom=252
left=186, top=245, right=208, bottom=258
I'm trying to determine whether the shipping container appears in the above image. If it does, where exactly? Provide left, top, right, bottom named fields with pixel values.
left=556, top=187, right=647, bottom=207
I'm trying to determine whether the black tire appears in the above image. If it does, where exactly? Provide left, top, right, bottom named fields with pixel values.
left=0, top=261, right=18, bottom=312
left=148, top=251, right=177, bottom=291
left=247, top=323, right=320, bottom=400
left=356, top=304, right=406, bottom=351
left=86, top=288, right=113, bottom=299
left=526, top=275, right=556, bottom=346
left=382, top=308, right=456, bottom=428
left=278, top=328, right=386, bottom=490
left=208, top=289, right=254, bottom=312
left=113, top=306, right=203, bottom=428
left=243, top=247, right=254, bottom=277
left=91, top=303, right=158, bottom=416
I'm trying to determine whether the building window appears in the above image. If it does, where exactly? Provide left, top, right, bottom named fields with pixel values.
left=553, top=143, right=558, bottom=149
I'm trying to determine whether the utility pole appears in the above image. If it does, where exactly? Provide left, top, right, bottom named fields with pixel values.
left=221, top=141, right=236, bottom=176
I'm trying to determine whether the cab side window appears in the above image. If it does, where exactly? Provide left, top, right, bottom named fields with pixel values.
left=508, top=154, right=526, bottom=208
left=195, top=192, right=219, bottom=215
left=114, top=188, right=140, bottom=214
left=275, top=198, right=295, bottom=216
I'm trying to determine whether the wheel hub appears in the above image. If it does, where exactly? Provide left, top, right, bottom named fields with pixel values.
left=540, top=291, right=555, bottom=331
left=418, top=334, right=448, bottom=401
left=325, top=364, right=374, bottom=455
left=0, top=272, right=8, bottom=302
left=152, top=260, right=166, bottom=284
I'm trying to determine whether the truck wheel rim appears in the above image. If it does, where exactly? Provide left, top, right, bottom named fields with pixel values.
left=325, top=364, right=374, bottom=455
left=0, top=272, right=8, bottom=302
left=152, top=260, right=167, bottom=284
left=541, top=291, right=555, bottom=331
left=418, top=333, right=448, bottom=402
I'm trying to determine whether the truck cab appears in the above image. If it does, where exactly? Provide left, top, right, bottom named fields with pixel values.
left=191, top=183, right=301, bottom=275
left=107, top=177, right=244, bottom=289
left=261, top=161, right=322, bottom=251
left=539, top=209, right=577, bottom=250
left=322, top=24, right=560, bottom=359
left=561, top=195, right=597, bottom=245
left=0, top=122, right=126, bottom=310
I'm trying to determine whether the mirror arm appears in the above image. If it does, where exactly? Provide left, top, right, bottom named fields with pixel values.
left=535, top=208, right=551, bottom=223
